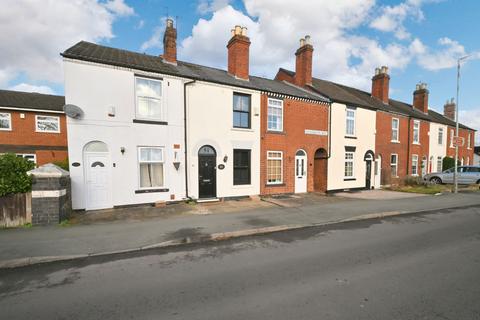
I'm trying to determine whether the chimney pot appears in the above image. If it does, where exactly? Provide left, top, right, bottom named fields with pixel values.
left=413, top=82, right=429, bottom=113
left=167, top=18, right=173, bottom=28
left=371, top=66, right=390, bottom=104
left=235, top=25, right=242, bottom=35
left=299, top=38, right=305, bottom=47
left=163, top=18, right=177, bottom=64
left=305, top=35, right=311, bottom=44
left=443, top=98, right=456, bottom=120
left=241, top=27, right=247, bottom=36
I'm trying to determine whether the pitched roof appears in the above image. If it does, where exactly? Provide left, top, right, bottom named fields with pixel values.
left=278, top=68, right=474, bottom=131
left=0, top=89, right=65, bottom=112
left=62, top=41, right=329, bottom=103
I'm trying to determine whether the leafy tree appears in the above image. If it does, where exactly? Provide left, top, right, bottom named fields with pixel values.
left=0, top=153, right=35, bottom=197
left=442, top=156, right=460, bottom=171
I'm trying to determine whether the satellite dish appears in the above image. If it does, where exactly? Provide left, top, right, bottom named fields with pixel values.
left=63, top=104, right=84, bottom=119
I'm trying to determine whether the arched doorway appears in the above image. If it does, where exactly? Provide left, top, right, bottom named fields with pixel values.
left=83, top=141, right=112, bottom=210
left=364, top=150, right=374, bottom=189
left=314, top=148, right=328, bottom=192
left=295, top=149, right=307, bottom=193
left=198, top=145, right=216, bottom=199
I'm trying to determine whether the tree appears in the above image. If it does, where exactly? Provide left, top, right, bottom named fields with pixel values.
left=0, top=153, right=35, bottom=197
left=442, top=157, right=456, bottom=171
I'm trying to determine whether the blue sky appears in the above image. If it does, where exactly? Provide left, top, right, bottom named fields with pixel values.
left=0, top=0, right=479, bottom=141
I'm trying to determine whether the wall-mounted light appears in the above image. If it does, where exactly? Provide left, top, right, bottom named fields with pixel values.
left=120, top=147, right=125, bottom=155
left=223, top=155, right=228, bottom=163
left=108, top=106, right=116, bottom=117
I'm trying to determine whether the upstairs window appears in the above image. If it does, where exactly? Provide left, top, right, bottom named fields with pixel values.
left=413, top=120, right=420, bottom=144
left=136, top=77, right=163, bottom=120
left=233, top=93, right=251, bottom=129
left=233, top=149, right=251, bottom=185
left=438, top=127, right=444, bottom=145
left=36, top=115, right=60, bottom=133
left=346, top=107, right=356, bottom=136
left=138, top=147, right=164, bottom=188
left=391, top=118, right=399, bottom=142
left=0, top=113, right=11, bottom=130
left=267, top=98, right=283, bottom=132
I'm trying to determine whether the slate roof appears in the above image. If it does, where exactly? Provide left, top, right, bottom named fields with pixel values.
left=0, top=89, right=65, bottom=112
left=62, top=41, right=329, bottom=103
left=279, top=68, right=474, bottom=131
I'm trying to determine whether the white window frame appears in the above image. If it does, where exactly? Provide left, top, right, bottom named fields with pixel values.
left=391, top=118, right=399, bottom=142
left=344, top=152, right=354, bottom=178
left=437, top=156, right=442, bottom=172
left=438, top=127, right=444, bottom=145
left=135, top=76, right=164, bottom=121
left=391, top=154, right=398, bottom=177
left=467, top=134, right=471, bottom=149
left=345, top=107, right=356, bottom=137
left=450, top=129, right=454, bottom=148
left=413, top=120, right=420, bottom=144
left=267, top=98, right=284, bottom=132
left=412, top=154, right=419, bottom=176
left=137, top=146, right=165, bottom=189
left=266, top=151, right=283, bottom=185
left=35, top=115, right=60, bottom=133
left=0, top=112, right=12, bottom=131
left=16, top=153, right=37, bottom=165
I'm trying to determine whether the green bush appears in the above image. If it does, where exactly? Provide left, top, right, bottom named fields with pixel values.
left=404, top=175, right=421, bottom=186
left=442, top=157, right=456, bottom=171
left=53, top=157, right=69, bottom=172
left=0, top=153, right=35, bottom=197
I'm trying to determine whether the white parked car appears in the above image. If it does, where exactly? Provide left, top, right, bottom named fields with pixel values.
left=423, top=166, right=480, bottom=185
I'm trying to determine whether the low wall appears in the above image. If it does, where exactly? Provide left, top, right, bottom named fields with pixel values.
left=0, top=193, right=32, bottom=227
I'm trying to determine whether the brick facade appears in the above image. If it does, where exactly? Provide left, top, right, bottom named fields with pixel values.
left=0, top=109, right=68, bottom=166
left=260, top=95, right=329, bottom=195
left=408, top=118, right=430, bottom=176
left=227, top=27, right=250, bottom=80
left=446, top=127, right=475, bottom=165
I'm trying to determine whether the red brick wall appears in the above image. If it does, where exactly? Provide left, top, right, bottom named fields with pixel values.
left=275, top=70, right=294, bottom=83
left=0, top=109, right=68, bottom=166
left=371, top=74, right=390, bottom=104
left=227, top=35, right=250, bottom=80
left=446, top=127, right=475, bottom=165
left=260, top=94, right=329, bottom=195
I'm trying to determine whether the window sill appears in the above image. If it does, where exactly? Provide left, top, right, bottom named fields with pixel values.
left=391, top=140, right=400, bottom=144
left=266, top=130, right=285, bottom=135
left=135, top=188, right=169, bottom=194
left=232, top=127, right=254, bottom=132
left=412, top=142, right=420, bottom=145
left=133, top=119, right=168, bottom=125
left=344, top=178, right=356, bottom=181
left=266, top=183, right=285, bottom=187
left=345, top=136, right=357, bottom=139
left=35, top=130, right=60, bottom=134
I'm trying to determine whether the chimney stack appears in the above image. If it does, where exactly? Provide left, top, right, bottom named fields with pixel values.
left=227, top=25, right=250, bottom=80
left=163, top=18, right=177, bottom=64
left=413, top=82, right=429, bottom=113
left=371, top=66, right=390, bottom=104
left=294, top=35, right=314, bottom=87
left=444, top=98, right=456, bottom=120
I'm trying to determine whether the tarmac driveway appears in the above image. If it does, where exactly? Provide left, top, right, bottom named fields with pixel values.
left=334, top=189, right=427, bottom=200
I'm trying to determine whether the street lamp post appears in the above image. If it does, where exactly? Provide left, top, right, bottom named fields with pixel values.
left=454, top=55, right=471, bottom=194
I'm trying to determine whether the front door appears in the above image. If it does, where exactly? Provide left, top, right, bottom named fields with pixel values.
left=85, top=153, right=111, bottom=210
left=365, top=160, right=372, bottom=189
left=295, top=150, right=307, bottom=193
left=198, top=146, right=216, bottom=199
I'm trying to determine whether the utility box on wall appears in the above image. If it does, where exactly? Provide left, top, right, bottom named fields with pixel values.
left=29, top=164, right=72, bottom=225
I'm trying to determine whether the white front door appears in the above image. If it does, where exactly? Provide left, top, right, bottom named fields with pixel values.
left=374, top=156, right=381, bottom=188
left=295, top=150, right=307, bottom=193
left=85, top=153, right=112, bottom=210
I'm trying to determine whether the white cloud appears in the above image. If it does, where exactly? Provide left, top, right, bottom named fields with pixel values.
left=140, top=19, right=168, bottom=52
left=412, top=37, right=467, bottom=70
left=0, top=0, right=133, bottom=86
left=459, top=109, right=480, bottom=144
left=8, top=83, right=55, bottom=95
left=136, top=19, right=145, bottom=30
left=197, top=0, right=232, bottom=14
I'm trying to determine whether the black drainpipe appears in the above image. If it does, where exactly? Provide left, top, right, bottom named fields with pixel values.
left=183, top=79, right=196, bottom=199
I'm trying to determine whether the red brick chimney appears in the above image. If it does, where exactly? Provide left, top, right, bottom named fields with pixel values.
left=163, top=18, right=177, bottom=64
left=227, top=25, right=250, bottom=80
left=443, top=98, right=456, bottom=120
left=413, top=83, right=429, bottom=113
left=371, top=66, right=390, bottom=104
left=294, top=36, right=313, bottom=87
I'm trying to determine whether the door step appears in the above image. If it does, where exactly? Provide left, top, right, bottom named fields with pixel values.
left=197, top=198, right=220, bottom=203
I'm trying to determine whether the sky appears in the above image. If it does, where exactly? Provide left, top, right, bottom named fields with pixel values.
left=0, top=0, right=479, bottom=142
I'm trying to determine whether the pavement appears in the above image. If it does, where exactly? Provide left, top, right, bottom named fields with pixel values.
left=1, top=205, right=480, bottom=319
left=1, top=190, right=480, bottom=269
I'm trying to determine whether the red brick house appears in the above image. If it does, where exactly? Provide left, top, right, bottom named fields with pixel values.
left=0, top=89, right=67, bottom=166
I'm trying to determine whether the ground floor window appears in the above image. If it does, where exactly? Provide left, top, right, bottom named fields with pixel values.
left=344, top=152, right=354, bottom=177
left=16, top=153, right=36, bottom=165
left=437, top=157, right=443, bottom=172
left=391, top=154, right=398, bottom=177
left=267, top=151, right=283, bottom=184
left=412, top=155, right=419, bottom=176
left=233, top=149, right=251, bottom=185
left=138, top=147, right=164, bottom=188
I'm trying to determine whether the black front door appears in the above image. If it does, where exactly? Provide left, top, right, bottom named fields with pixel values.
left=198, top=146, right=216, bottom=199
left=365, top=160, right=372, bottom=189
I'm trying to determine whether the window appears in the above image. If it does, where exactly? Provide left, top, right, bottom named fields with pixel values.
left=138, top=147, right=164, bottom=188
left=450, top=129, right=454, bottom=147
left=391, top=118, right=399, bottom=142
left=467, top=157, right=470, bottom=165
left=136, top=77, right=163, bottom=120
left=267, top=98, right=283, bottom=131
left=35, top=115, right=60, bottom=133
left=0, top=113, right=11, bottom=130
left=344, top=152, right=354, bottom=177
left=391, top=154, right=398, bottom=177
left=233, top=93, right=251, bottom=128
left=468, top=134, right=471, bottom=149
left=413, top=120, right=420, bottom=144
left=438, top=128, right=444, bottom=145
left=267, top=151, right=283, bottom=184
left=437, top=157, right=442, bottom=172
left=16, top=154, right=36, bottom=165
left=233, top=149, right=251, bottom=185
left=345, top=107, right=356, bottom=136
left=412, top=155, right=419, bottom=176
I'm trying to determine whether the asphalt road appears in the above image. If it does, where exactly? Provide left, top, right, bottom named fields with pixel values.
left=1, top=206, right=480, bottom=320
